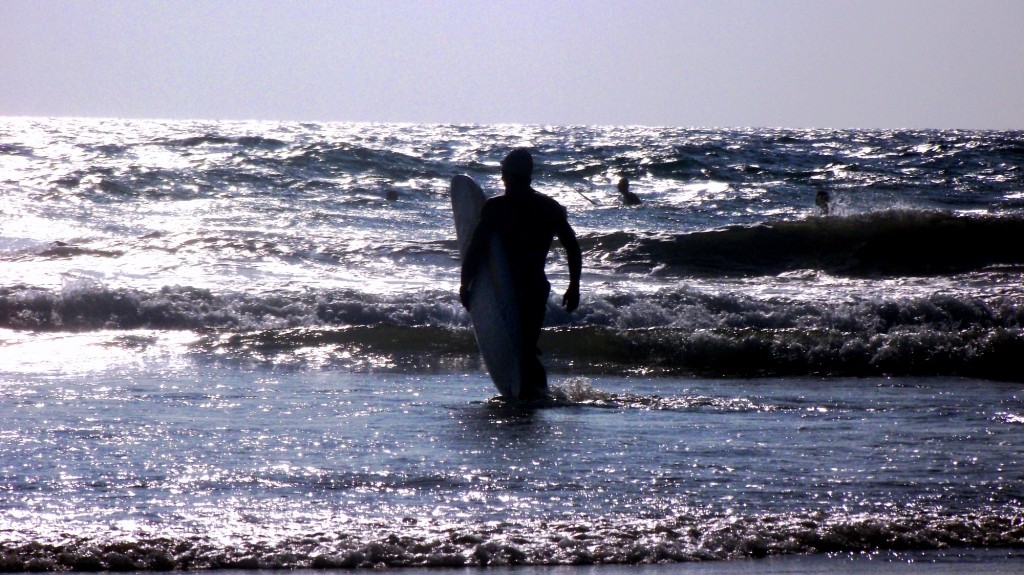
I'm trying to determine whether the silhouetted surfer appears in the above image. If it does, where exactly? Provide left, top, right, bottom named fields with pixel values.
left=460, top=148, right=583, bottom=399
left=618, top=177, right=642, bottom=206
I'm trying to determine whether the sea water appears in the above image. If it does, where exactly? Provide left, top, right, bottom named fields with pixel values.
left=1, top=118, right=1022, bottom=570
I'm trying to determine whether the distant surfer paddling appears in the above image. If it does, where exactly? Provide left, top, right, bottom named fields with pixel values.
left=460, top=149, right=583, bottom=400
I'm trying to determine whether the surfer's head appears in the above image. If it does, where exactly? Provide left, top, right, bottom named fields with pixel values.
left=501, top=148, right=533, bottom=186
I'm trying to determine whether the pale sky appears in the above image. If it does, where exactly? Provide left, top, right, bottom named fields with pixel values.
left=2, top=0, right=1022, bottom=129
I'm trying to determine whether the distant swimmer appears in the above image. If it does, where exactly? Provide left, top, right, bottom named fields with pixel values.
left=815, top=190, right=831, bottom=214
left=617, top=177, right=642, bottom=206
left=815, top=190, right=831, bottom=215
left=460, top=148, right=583, bottom=400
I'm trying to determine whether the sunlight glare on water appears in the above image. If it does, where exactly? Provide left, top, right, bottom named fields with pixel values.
left=2, top=119, right=1024, bottom=570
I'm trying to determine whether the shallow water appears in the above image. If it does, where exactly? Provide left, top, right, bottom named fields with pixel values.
left=2, top=358, right=1022, bottom=568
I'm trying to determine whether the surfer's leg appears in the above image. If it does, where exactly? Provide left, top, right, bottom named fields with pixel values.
left=518, top=285, right=550, bottom=399
left=521, top=347, right=547, bottom=398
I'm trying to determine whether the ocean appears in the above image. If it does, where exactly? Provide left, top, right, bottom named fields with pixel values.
left=1, top=118, right=1022, bottom=571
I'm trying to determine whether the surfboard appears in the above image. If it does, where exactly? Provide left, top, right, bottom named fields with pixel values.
left=450, top=175, right=523, bottom=398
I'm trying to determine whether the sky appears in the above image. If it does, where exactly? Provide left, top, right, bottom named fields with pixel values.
left=2, top=0, right=1023, bottom=129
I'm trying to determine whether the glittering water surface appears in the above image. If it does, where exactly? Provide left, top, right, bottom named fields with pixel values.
left=1, top=119, right=1023, bottom=569
left=2, top=365, right=1023, bottom=568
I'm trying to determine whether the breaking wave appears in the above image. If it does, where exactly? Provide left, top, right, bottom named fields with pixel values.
left=1, top=509, right=1020, bottom=570
left=5, top=280, right=1021, bottom=381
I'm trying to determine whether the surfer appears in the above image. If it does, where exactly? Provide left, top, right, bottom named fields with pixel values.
left=617, top=177, right=642, bottom=206
left=816, top=190, right=831, bottom=215
left=459, top=148, right=583, bottom=400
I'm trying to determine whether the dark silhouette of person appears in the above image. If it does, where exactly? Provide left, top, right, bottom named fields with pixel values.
left=617, top=177, right=642, bottom=206
left=816, top=190, right=831, bottom=215
left=460, top=148, right=582, bottom=400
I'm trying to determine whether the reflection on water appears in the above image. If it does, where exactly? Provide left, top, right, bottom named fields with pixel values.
left=1, top=367, right=1022, bottom=568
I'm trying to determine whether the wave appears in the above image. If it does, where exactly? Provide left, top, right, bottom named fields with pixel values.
left=600, top=210, right=1024, bottom=277
left=194, top=322, right=1024, bottom=382
left=43, top=140, right=456, bottom=202
left=0, top=283, right=465, bottom=332
left=154, top=133, right=288, bottom=149
left=0, top=508, right=1019, bottom=570
left=3, top=281, right=1023, bottom=380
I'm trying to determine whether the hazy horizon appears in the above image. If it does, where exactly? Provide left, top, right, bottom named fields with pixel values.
left=3, top=0, right=1023, bottom=130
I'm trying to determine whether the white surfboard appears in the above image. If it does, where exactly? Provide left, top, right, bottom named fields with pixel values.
left=450, top=175, right=523, bottom=398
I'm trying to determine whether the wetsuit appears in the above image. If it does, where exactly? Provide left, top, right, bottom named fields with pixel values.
left=461, top=185, right=582, bottom=398
left=621, top=190, right=642, bottom=206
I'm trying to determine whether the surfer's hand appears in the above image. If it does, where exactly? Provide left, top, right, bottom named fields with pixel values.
left=562, top=284, right=580, bottom=313
left=459, top=284, right=471, bottom=309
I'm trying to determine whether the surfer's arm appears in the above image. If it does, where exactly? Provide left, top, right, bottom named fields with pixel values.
left=557, top=219, right=582, bottom=313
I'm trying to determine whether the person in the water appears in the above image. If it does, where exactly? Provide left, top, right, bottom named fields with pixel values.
left=816, top=190, right=831, bottom=215
left=617, top=177, right=642, bottom=206
left=459, top=148, right=583, bottom=400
